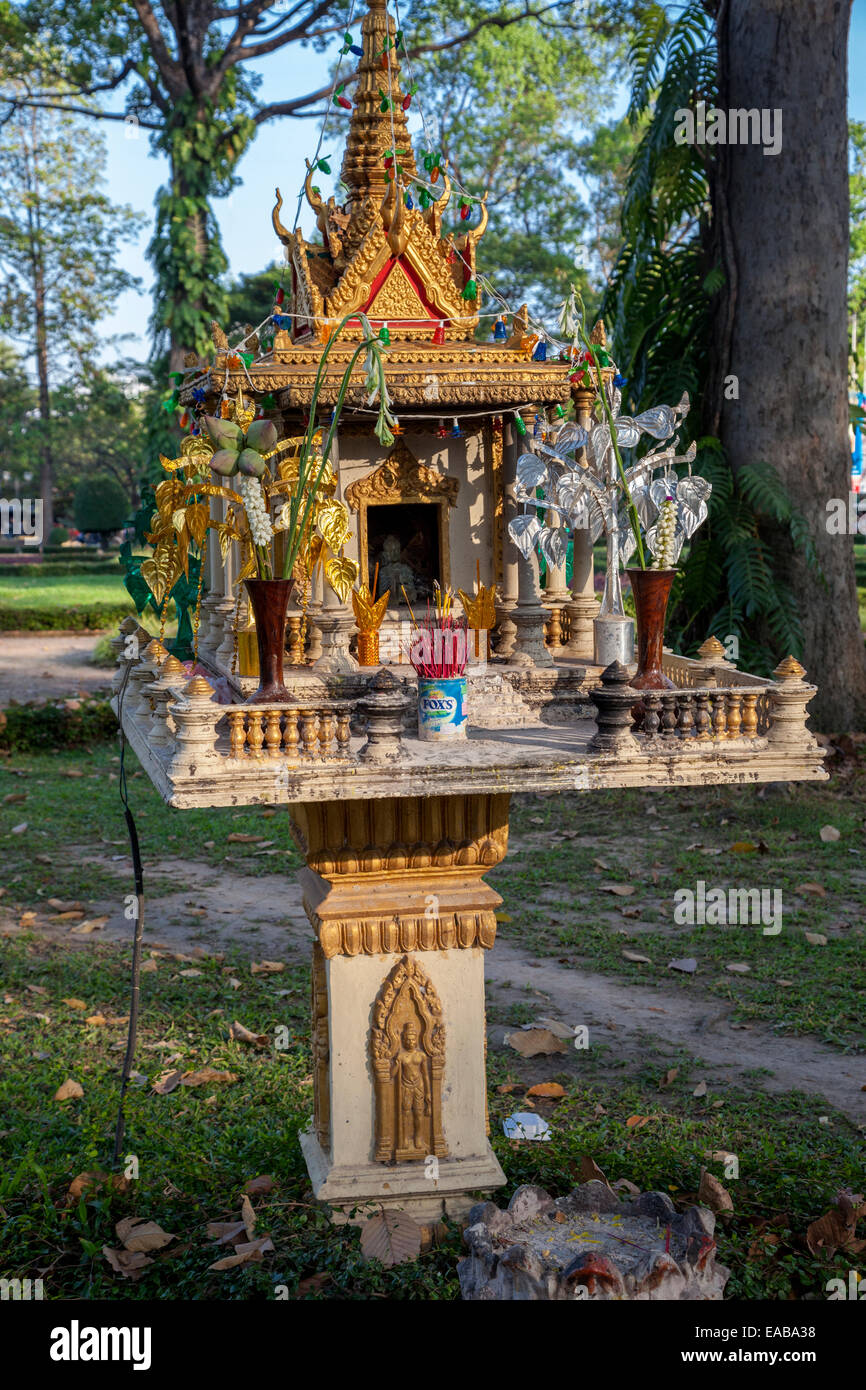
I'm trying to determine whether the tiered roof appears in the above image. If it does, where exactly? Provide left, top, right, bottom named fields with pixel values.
left=192, top=0, right=573, bottom=413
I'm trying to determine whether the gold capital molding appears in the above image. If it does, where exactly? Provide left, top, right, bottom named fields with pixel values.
left=289, top=792, right=510, bottom=958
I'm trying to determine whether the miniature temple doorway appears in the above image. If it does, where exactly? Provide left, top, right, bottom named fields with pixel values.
left=367, top=502, right=441, bottom=604
left=345, top=442, right=459, bottom=609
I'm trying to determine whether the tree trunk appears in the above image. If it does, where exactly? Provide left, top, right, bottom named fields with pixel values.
left=713, top=0, right=866, bottom=730
left=27, top=109, right=54, bottom=544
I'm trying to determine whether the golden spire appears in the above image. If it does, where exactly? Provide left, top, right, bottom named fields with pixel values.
left=340, top=0, right=418, bottom=208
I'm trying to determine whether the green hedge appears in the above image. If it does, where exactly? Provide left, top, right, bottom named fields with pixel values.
left=0, top=604, right=133, bottom=632
left=0, top=561, right=122, bottom=578
left=0, top=697, right=117, bottom=752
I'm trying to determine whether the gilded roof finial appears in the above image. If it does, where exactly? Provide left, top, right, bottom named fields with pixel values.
left=340, top=0, right=418, bottom=207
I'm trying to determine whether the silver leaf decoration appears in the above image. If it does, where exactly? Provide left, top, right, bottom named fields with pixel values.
left=614, top=416, right=642, bottom=449
left=508, top=512, right=541, bottom=558
left=633, top=404, right=677, bottom=440
left=537, top=525, right=569, bottom=570
left=516, top=453, right=548, bottom=491
left=549, top=422, right=587, bottom=456
left=677, top=475, right=712, bottom=518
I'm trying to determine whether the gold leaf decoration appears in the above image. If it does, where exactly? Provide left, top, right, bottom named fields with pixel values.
left=172, top=507, right=187, bottom=533
left=141, top=548, right=182, bottom=606
left=316, top=499, right=351, bottom=553
left=324, top=554, right=358, bottom=602
left=187, top=502, right=209, bottom=549
left=352, top=585, right=391, bottom=632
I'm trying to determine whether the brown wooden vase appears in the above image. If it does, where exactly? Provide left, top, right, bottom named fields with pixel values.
left=244, top=578, right=294, bottom=703
left=626, top=567, right=677, bottom=691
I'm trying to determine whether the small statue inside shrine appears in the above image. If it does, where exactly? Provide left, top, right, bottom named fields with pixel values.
left=393, top=1022, right=431, bottom=1153
left=378, top=533, right=419, bottom=604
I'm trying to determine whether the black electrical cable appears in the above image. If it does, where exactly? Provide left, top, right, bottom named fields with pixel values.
left=113, top=657, right=147, bottom=1166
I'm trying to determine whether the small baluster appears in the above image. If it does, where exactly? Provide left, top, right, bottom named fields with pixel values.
left=318, top=709, right=335, bottom=756
left=725, top=690, right=743, bottom=740
left=642, top=692, right=662, bottom=738
left=710, top=690, right=727, bottom=740
left=287, top=614, right=303, bottom=666
left=677, top=690, right=696, bottom=739
left=300, top=708, right=319, bottom=757
left=546, top=607, right=562, bottom=649
left=282, top=707, right=300, bottom=760
left=335, top=707, right=351, bottom=756
left=227, top=709, right=247, bottom=759
left=265, top=709, right=283, bottom=758
left=741, top=691, right=759, bottom=740
left=246, top=710, right=266, bottom=760
left=695, top=690, right=712, bottom=741
left=660, top=692, right=679, bottom=742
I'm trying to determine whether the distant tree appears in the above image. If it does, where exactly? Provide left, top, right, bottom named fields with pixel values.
left=73, top=472, right=130, bottom=537
left=225, top=264, right=284, bottom=339
left=0, top=88, right=143, bottom=539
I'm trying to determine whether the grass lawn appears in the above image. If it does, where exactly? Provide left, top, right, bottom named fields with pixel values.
left=0, top=574, right=131, bottom=611
left=1, top=744, right=864, bottom=1300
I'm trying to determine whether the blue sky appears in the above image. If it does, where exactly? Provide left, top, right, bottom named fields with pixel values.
left=102, top=2, right=866, bottom=362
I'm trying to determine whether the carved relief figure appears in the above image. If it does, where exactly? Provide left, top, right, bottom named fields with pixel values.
left=370, top=955, right=448, bottom=1162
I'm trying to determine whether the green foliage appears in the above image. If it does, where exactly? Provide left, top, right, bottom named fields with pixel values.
left=0, top=603, right=133, bottom=631
left=603, top=2, right=812, bottom=673
left=408, top=1, right=653, bottom=319
left=73, top=473, right=129, bottom=536
left=47, top=526, right=69, bottom=546
left=0, top=697, right=116, bottom=751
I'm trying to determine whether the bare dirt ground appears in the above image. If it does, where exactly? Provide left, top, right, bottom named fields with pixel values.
left=0, top=634, right=111, bottom=704
left=5, top=847, right=863, bottom=1123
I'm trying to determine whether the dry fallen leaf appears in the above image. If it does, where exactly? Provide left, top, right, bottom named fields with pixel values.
left=726, top=962, right=751, bottom=974
left=359, top=1210, right=421, bottom=1267
left=226, top=833, right=265, bottom=843
left=230, top=1020, right=269, bottom=1048
left=206, top=1220, right=248, bottom=1246
left=804, top=932, right=828, bottom=946
left=729, top=841, right=758, bottom=853
left=54, top=1078, right=84, bottom=1101
left=526, top=1082, right=566, bottom=1099
left=622, top=949, right=651, bottom=964
left=62, top=997, right=88, bottom=1010
left=600, top=882, right=636, bottom=897
left=181, top=1068, right=238, bottom=1087
left=692, top=1081, right=708, bottom=1098
left=296, top=1272, right=331, bottom=1296
left=505, top=1028, right=568, bottom=1058
left=243, top=1175, right=275, bottom=1197
left=152, top=1070, right=184, bottom=1095
left=699, top=1168, right=734, bottom=1215
left=819, top=825, right=840, bottom=842
left=241, top=1194, right=256, bottom=1241
left=797, top=882, right=827, bottom=898
left=250, top=960, right=285, bottom=975
left=69, top=917, right=109, bottom=935
left=659, top=1067, right=679, bottom=1089
left=209, top=1235, right=275, bottom=1270
left=67, top=1171, right=130, bottom=1203
left=578, top=1155, right=611, bottom=1187
left=116, top=1217, right=175, bottom=1253
left=625, top=1115, right=651, bottom=1130
left=103, top=1246, right=152, bottom=1281
left=85, top=1013, right=107, bottom=1027
left=806, top=1193, right=866, bottom=1259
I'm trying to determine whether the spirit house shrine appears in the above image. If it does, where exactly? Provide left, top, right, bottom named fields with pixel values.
left=116, top=0, right=826, bottom=1233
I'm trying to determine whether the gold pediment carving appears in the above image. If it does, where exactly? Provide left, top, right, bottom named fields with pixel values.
left=367, top=261, right=428, bottom=322
left=345, top=441, right=459, bottom=511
